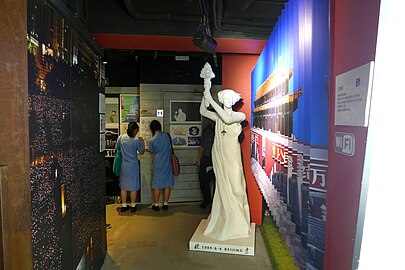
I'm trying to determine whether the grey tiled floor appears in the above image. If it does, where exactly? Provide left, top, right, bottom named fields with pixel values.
left=101, top=202, right=272, bottom=270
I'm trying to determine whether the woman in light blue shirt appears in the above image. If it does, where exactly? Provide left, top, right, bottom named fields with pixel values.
left=117, top=122, right=145, bottom=212
left=148, top=120, right=174, bottom=211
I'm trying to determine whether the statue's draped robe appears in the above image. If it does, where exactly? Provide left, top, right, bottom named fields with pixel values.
left=203, top=115, right=251, bottom=241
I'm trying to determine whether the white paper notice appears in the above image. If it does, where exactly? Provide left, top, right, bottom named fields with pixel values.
left=100, top=114, right=106, bottom=133
left=334, top=62, right=374, bottom=126
left=99, top=93, right=106, bottom=113
left=100, top=133, right=106, bottom=152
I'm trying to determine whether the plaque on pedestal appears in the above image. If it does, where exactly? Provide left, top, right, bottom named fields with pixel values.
left=189, top=219, right=256, bottom=256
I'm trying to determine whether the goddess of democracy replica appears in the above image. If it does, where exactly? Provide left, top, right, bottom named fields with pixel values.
left=199, top=62, right=251, bottom=241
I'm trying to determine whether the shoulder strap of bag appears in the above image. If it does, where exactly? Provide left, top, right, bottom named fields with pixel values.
left=166, top=133, right=174, bottom=155
left=116, top=135, right=122, bottom=151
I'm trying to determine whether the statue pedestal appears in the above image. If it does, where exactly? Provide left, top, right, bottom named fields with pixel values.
left=189, top=219, right=256, bottom=256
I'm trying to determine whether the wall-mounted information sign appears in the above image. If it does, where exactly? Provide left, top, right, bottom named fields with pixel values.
left=335, top=62, right=374, bottom=127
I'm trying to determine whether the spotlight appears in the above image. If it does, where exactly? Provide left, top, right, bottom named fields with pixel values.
left=193, top=12, right=217, bottom=54
left=193, top=30, right=217, bottom=54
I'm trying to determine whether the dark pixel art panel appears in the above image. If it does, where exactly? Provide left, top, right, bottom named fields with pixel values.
left=28, top=1, right=106, bottom=269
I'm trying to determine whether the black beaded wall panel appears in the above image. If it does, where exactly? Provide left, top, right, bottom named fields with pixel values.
left=28, top=1, right=106, bottom=269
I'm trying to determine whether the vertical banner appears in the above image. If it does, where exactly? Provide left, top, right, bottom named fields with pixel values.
left=250, top=0, right=330, bottom=268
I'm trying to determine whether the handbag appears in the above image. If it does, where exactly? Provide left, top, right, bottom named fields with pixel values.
left=113, top=135, right=122, bottom=176
left=167, top=133, right=180, bottom=176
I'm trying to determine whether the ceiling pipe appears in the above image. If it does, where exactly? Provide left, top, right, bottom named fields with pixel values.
left=255, top=0, right=287, bottom=5
left=212, top=0, right=223, bottom=32
left=122, top=0, right=277, bottom=37
left=212, top=0, right=272, bottom=36
left=123, top=0, right=198, bottom=23
left=237, top=0, right=254, bottom=16
left=214, top=0, right=223, bottom=29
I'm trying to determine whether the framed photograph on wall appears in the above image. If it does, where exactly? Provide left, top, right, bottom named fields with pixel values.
left=170, top=124, right=202, bottom=148
left=120, top=94, right=140, bottom=123
left=170, top=100, right=202, bottom=123
left=105, top=96, right=119, bottom=129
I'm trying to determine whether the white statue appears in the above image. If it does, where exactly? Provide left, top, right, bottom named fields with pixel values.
left=199, top=63, right=251, bottom=241
left=174, top=108, right=186, bottom=122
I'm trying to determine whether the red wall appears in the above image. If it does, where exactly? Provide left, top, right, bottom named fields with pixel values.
left=324, top=0, right=380, bottom=269
left=222, top=54, right=263, bottom=225
left=93, top=34, right=266, bottom=55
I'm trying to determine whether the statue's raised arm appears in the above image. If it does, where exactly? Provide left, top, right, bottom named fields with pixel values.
left=199, top=63, right=217, bottom=121
left=201, top=62, right=215, bottom=105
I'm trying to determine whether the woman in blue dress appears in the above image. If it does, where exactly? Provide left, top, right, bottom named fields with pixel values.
left=117, top=122, right=145, bottom=212
left=148, top=120, right=174, bottom=211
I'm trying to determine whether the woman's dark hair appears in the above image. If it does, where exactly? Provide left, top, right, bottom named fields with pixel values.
left=149, top=120, right=162, bottom=136
left=127, top=122, right=139, bottom=137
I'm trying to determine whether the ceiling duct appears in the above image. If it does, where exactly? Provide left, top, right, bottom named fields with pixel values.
left=119, top=0, right=287, bottom=40
left=123, top=0, right=198, bottom=22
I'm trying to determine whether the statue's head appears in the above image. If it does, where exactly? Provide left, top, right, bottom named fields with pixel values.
left=218, top=89, right=241, bottom=108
